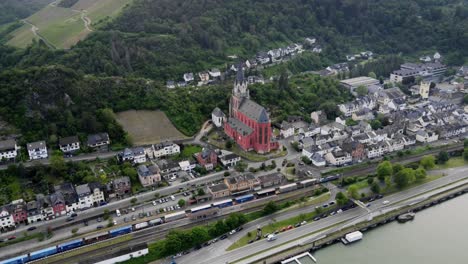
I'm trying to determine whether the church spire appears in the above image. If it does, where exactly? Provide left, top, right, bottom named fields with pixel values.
left=233, top=63, right=249, bottom=98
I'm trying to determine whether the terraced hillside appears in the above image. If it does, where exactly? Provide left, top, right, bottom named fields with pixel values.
left=6, top=0, right=132, bottom=49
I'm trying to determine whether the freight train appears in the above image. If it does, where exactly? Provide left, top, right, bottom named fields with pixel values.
left=0, top=177, right=328, bottom=264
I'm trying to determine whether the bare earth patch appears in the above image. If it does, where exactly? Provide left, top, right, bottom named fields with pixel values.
left=116, top=110, right=188, bottom=145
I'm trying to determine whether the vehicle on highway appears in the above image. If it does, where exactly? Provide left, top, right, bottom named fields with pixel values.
left=383, top=200, right=390, bottom=205
left=96, top=225, right=104, bottom=229
left=329, top=200, right=336, bottom=205
left=301, top=220, right=307, bottom=225
left=376, top=194, right=384, bottom=199
left=267, top=234, right=277, bottom=241
left=313, top=216, right=321, bottom=221
left=229, top=229, right=236, bottom=235
left=337, top=209, right=343, bottom=214
left=27, top=226, right=37, bottom=231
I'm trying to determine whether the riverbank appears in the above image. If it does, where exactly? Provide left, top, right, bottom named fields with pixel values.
left=252, top=182, right=468, bottom=264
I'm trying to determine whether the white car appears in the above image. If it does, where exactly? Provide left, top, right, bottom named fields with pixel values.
left=382, top=200, right=390, bottom=205
left=229, top=230, right=236, bottom=235
left=152, top=201, right=157, bottom=206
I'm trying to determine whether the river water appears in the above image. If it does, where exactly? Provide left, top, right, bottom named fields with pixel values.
left=314, top=193, right=468, bottom=264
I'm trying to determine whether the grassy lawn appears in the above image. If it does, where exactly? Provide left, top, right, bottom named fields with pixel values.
left=228, top=193, right=331, bottom=250
left=434, top=157, right=468, bottom=170
left=180, top=145, right=202, bottom=159
left=0, top=232, right=43, bottom=249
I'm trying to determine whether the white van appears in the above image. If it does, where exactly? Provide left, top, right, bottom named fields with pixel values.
left=116, top=209, right=121, bottom=217
left=170, top=195, right=176, bottom=201
left=267, top=234, right=277, bottom=241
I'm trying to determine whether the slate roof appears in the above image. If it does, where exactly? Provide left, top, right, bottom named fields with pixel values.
left=0, top=139, right=16, bottom=151
left=212, top=107, right=225, bottom=118
left=59, top=136, right=79, bottom=146
left=87, top=133, right=109, bottom=145
left=238, top=99, right=269, bottom=123
left=76, top=184, right=91, bottom=197
left=227, top=118, right=253, bottom=136
left=27, top=141, right=46, bottom=150
left=209, top=183, right=229, bottom=192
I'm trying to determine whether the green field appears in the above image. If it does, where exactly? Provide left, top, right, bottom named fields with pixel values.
left=6, top=0, right=132, bottom=49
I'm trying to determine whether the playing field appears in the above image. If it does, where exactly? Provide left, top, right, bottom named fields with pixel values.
left=116, top=110, right=188, bottom=145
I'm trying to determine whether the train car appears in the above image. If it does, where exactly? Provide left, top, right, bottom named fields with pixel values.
left=29, top=246, right=58, bottom=261
left=255, top=188, right=276, bottom=198
left=190, top=204, right=213, bottom=214
left=320, top=175, right=340, bottom=183
left=235, top=194, right=254, bottom=204
left=57, top=239, right=84, bottom=252
left=212, top=199, right=233, bottom=208
left=108, top=225, right=132, bottom=237
left=277, top=183, right=298, bottom=194
left=164, top=211, right=186, bottom=222
left=134, top=222, right=149, bottom=230
left=0, top=255, right=28, bottom=264
left=84, top=231, right=110, bottom=244
left=148, top=218, right=163, bottom=226
left=299, top=178, right=317, bottom=188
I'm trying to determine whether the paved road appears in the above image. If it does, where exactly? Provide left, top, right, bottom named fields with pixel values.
left=175, top=165, right=468, bottom=264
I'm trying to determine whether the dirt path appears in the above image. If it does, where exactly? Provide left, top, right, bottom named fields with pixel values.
left=72, top=9, right=93, bottom=31
left=21, top=19, right=56, bottom=49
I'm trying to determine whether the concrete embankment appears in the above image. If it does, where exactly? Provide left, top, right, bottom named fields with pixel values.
left=253, top=183, right=468, bottom=264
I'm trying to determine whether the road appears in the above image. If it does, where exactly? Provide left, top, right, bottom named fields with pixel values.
left=175, top=166, right=468, bottom=264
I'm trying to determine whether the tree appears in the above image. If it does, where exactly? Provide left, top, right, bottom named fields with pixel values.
left=371, top=182, right=381, bottom=194
left=437, top=151, right=449, bottom=164
left=367, top=177, right=374, bottom=185
left=464, top=139, right=468, bottom=147
left=370, top=119, right=382, bottom=130
left=355, top=85, right=368, bottom=96
left=178, top=199, right=186, bottom=208
left=394, top=168, right=415, bottom=189
left=377, top=161, right=393, bottom=180
left=197, top=188, right=205, bottom=196
left=347, top=185, right=359, bottom=199
left=336, top=192, right=348, bottom=206
left=191, top=227, right=210, bottom=246
left=50, top=153, right=67, bottom=177
left=415, top=168, right=427, bottom=181
left=301, top=156, right=312, bottom=165
left=235, top=161, right=247, bottom=172
left=262, top=201, right=279, bottom=216
left=225, top=140, right=233, bottom=150
left=464, top=94, right=468, bottom=104
left=130, top=197, right=138, bottom=205
left=314, top=207, right=323, bottom=215
left=464, top=148, right=468, bottom=161
left=420, top=155, right=435, bottom=170
left=368, top=72, right=377, bottom=79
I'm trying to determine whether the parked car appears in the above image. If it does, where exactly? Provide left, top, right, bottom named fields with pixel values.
left=97, top=217, right=102, bottom=222
left=152, top=200, right=157, bottom=206
left=294, top=223, right=301, bottom=228
left=300, top=221, right=307, bottom=225
left=27, top=226, right=37, bottom=231
left=263, top=233, right=271, bottom=238
left=235, top=226, right=243, bottom=232
left=220, top=234, right=228, bottom=240
left=382, top=200, right=390, bottom=205
left=229, top=230, right=236, bottom=235
left=96, top=225, right=104, bottom=229
left=8, top=236, right=16, bottom=240
left=66, top=217, right=74, bottom=222
left=248, top=240, right=254, bottom=244
left=313, top=217, right=321, bottom=221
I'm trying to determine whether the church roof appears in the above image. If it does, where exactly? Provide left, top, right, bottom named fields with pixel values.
left=239, top=99, right=269, bottom=123
left=227, top=118, right=253, bottom=136
left=212, top=107, right=225, bottom=117
left=235, top=64, right=246, bottom=84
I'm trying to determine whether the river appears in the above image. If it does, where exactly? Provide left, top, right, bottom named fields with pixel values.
left=314, top=193, right=468, bottom=264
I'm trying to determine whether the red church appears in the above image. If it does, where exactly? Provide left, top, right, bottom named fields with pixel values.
left=224, top=68, right=279, bottom=154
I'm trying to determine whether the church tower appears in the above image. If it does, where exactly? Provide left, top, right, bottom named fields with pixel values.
left=230, top=65, right=249, bottom=117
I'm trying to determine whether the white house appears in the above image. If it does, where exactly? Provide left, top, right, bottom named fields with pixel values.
left=367, top=143, right=388, bottom=159
left=27, top=141, right=48, bottom=160
left=153, top=142, right=180, bottom=158
left=59, top=136, right=80, bottom=153
left=209, top=68, right=221, bottom=78
left=415, top=130, right=439, bottom=143
left=179, top=160, right=195, bottom=171
left=120, top=147, right=146, bottom=164
left=219, top=153, right=241, bottom=167
left=76, top=184, right=94, bottom=210
left=0, top=207, right=14, bottom=231
left=324, top=151, right=352, bottom=166
left=0, top=139, right=18, bottom=161
left=212, top=108, right=226, bottom=128
left=183, top=73, right=194, bottom=82
left=310, top=153, right=326, bottom=167
left=280, top=121, right=295, bottom=138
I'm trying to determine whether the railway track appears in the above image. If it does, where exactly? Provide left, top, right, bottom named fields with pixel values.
left=38, top=190, right=317, bottom=264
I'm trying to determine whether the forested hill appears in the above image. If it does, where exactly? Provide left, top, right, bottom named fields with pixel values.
left=45, top=0, right=468, bottom=80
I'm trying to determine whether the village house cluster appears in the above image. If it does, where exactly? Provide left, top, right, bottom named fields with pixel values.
left=281, top=63, right=467, bottom=168
left=166, top=37, right=322, bottom=89
left=0, top=179, right=132, bottom=232
left=0, top=133, right=110, bottom=162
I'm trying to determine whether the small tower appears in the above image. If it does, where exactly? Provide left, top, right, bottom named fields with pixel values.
left=230, top=65, right=249, bottom=117
left=419, top=81, right=431, bottom=99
